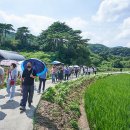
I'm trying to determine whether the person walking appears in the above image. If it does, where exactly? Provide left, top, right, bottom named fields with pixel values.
left=55, top=66, right=58, bottom=82
left=85, top=67, right=88, bottom=75
left=75, top=68, right=78, bottom=78
left=20, top=62, right=36, bottom=111
left=58, top=66, right=64, bottom=82
left=38, top=69, right=48, bottom=93
left=51, top=66, right=56, bottom=83
left=64, top=66, right=69, bottom=80
left=93, top=67, right=97, bottom=75
left=0, top=65, right=4, bottom=87
left=87, top=67, right=91, bottom=75
left=6, top=63, right=18, bottom=101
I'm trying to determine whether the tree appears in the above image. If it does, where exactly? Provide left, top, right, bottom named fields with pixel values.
left=0, top=23, right=15, bottom=45
left=4, top=24, right=15, bottom=38
left=0, top=23, right=5, bottom=44
left=15, top=27, right=30, bottom=49
left=38, top=22, right=91, bottom=65
left=112, top=60, right=124, bottom=68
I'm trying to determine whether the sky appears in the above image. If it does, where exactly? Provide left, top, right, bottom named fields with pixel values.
left=0, top=0, right=130, bottom=47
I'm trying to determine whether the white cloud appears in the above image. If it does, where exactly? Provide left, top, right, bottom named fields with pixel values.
left=126, top=42, right=130, bottom=47
left=0, top=10, right=88, bottom=35
left=81, top=31, right=103, bottom=43
left=0, top=10, right=55, bottom=35
left=92, top=0, right=130, bottom=22
left=65, top=17, right=88, bottom=30
left=0, top=10, right=130, bottom=47
left=116, top=17, right=130, bottom=39
left=113, top=17, right=130, bottom=47
left=81, top=30, right=129, bottom=47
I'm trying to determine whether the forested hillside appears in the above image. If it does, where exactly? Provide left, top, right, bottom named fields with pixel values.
left=0, top=22, right=130, bottom=69
left=88, top=44, right=130, bottom=69
left=88, top=44, right=130, bottom=57
left=0, top=22, right=90, bottom=65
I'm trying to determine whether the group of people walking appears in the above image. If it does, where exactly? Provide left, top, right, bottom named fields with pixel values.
left=0, top=62, right=47, bottom=111
left=51, top=65, right=97, bottom=83
left=51, top=65, right=70, bottom=83
left=83, top=66, right=97, bottom=75
left=0, top=63, right=97, bottom=111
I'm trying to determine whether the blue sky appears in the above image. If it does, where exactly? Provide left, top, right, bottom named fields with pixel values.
left=0, top=0, right=130, bottom=47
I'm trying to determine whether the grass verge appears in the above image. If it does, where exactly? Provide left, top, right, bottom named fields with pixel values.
left=34, top=74, right=110, bottom=130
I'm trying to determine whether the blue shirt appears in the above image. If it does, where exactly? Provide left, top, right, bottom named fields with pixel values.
left=65, top=68, right=70, bottom=74
left=39, top=68, right=48, bottom=79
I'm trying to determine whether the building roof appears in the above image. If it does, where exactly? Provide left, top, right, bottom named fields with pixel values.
left=0, top=50, right=25, bottom=61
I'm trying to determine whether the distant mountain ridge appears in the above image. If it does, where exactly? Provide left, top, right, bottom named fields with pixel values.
left=88, top=44, right=130, bottom=57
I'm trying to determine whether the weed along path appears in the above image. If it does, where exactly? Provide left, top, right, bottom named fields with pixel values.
left=33, top=75, right=97, bottom=130
left=0, top=80, right=54, bottom=130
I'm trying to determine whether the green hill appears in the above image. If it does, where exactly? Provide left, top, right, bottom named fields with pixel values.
left=88, top=44, right=130, bottom=69
left=88, top=44, right=130, bottom=57
left=88, top=44, right=109, bottom=54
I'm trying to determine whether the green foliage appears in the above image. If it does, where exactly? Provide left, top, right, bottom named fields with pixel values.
left=0, top=22, right=91, bottom=65
left=20, top=51, right=55, bottom=63
left=88, top=44, right=130, bottom=69
left=84, top=74, right=130, bottom=130
left=112, top=59, right=124, bottom=68
left=42, top=74, right=107, bottom=106
left=38, top=21, right=91, bottom=65
left=121, top=61, right=130, bottom=68
left=42, top=87, right=56, bottom=103
left=42, top=77, right=85, bottom=106
left=41, top=74, right=110, bottom=130
left=69, top=101, right=81, bottom=117
left=1, top=21, right=130, bottom=68
left=70, top=119, right=79, bottom=130
left=110, top=47, right=130, bottom=57
left=88, top=44, right=109, bottom=55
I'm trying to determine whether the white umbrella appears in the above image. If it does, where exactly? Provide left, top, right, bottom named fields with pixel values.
left=17, top=61, right=24, bottom=72
left=0, top=60, right=18, bottom=66
left=51, top=61, right=61, bottom=65
left=74, top=65, right=79, bottom=68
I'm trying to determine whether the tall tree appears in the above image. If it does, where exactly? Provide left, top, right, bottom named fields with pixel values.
left=0, top=23, right=5, bottom=44
left=15, top=27, right=30, bottom=48
left=4, top=24, right=15, bottom=38
left=38, top=22, right=90, bottom=65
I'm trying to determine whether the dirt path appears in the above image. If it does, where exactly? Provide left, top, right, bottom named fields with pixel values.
left=78, top=100, right=90, bottom=130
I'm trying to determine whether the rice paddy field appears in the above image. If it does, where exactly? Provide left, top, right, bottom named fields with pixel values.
left=84, top=74, right=130, bottom=130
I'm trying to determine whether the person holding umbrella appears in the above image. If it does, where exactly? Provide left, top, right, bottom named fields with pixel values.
left=20, top=58, right=46, bottom=111
left=20, top=62, right=36, bottom=111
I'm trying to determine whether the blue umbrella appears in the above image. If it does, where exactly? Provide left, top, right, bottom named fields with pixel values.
left=21, top=58, right=47, bottom=76
left=51, top=61, right=62, bottom=65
